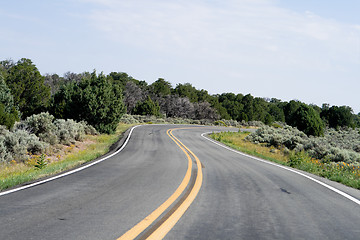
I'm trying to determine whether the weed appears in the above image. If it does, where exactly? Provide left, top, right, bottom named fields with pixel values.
left=34, top=154, right=48, bottom=170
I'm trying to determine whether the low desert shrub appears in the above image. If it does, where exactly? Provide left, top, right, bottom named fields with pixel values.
left=0, top=112, right=98, bottom=163
left=246, top=124, right=360, bottom=164
left=54, top=119, right=86, bottom=145
left=23, top=112, right=58, bottom=144
left=0, top=128, right=48, bottom=163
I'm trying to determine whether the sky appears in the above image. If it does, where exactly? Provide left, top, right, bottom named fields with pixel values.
left=1, top=0, right=360, bottom=113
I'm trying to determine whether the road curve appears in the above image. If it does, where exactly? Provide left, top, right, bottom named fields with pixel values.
left=0, top=125, right=359, bottom=240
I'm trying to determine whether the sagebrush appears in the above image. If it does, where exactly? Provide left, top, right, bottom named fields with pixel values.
left=245, top=124, right=360, bottom=164
left=0, top=112, right=97, bottom=163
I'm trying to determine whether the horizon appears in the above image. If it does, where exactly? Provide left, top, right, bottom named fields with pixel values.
left=1, top=0, right=359, bottom=113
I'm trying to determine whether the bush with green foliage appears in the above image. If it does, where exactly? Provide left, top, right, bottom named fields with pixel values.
left=149, top=78, right=172, bottom=96
left=3, top=58, right=50, bottom=118
left=321, top=105, right=354, bottom=129
left=286, top=103, right=324, bottom=137
left=0, top=75, right=19, bottom=129
left=51, top=71, right=126, bottom=134
left=133, top=96, right=161, bottom=117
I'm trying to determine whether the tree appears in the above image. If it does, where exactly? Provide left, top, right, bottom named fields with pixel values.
left=252, top=97, right=269, bottom=122
left=133, top=96, right=161, bottom=117
left=63, top=71, right=89, bottom=84
left=5, top=58, right=50, bottom=118
left=209, top=96, right=231, bottom=119
left=51, top=71, right=126, bottom=134
left=241, top=94, right=254, bottom=121
left=217, top=93, right=243, bottom=120
left=173, top=83, right=199, bottom=102
left=44, top=73, right=65, bottom=95
left=162, top=95, right=195, bottom=119
left=196, top=89, right=211, bottom=102
left=108, top=72, right=133, bottom=89
left=264, top=113, right=274, bottom=125
left=194, top=102, right=219, bottom=120
left=0, top=75, right=19, bottom=129
left=288, top=104, right=324, bottom=136
left=268, top=104, right=285, bottom=122
left=354, top=113, right=360, bottom=128
left=123, top=81, right=145, bottom=114
left=326, top=106, right=354, bottom=129
left=283, top=100, right=302, bottom=123
left=310, top=104, right=321, bottom=114
left=149, top=78, right=172, bottom=97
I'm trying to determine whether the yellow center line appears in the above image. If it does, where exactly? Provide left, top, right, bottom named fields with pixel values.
left=145, top=128, right=203, bottom=239
left=117, top=128, right=193, bottom=240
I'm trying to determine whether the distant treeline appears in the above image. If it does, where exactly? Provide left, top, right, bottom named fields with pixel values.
left=1, top=58, right=359, bottom=136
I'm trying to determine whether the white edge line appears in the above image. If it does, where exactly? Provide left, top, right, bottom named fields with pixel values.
left=0, top=125, right=141, bottom=197
left=201, top=131, right=360, bottom=206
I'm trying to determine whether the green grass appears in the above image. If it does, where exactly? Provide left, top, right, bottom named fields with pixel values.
left=0, top=123, right=134, bottom=191
left=210, top=131, right=360, bottom=189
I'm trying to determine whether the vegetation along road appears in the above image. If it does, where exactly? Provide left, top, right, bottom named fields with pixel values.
left=0, top=125, right=359, bottom=239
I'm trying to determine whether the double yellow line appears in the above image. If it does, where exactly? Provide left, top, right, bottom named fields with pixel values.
left=117, top=127, right=203, bottom=240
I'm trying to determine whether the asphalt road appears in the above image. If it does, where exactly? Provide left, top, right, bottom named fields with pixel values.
left=0, top=125, right=359, bottom=240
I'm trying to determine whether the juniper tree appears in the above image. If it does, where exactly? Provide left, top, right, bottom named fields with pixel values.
left=0, top=75, right=19, bottom=129
left=5, top=58, right=50, bottom=118
left=51, top=71, right=126, bottom=134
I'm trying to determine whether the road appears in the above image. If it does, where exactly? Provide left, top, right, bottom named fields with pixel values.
left=0, top=125, right=359, bottom=240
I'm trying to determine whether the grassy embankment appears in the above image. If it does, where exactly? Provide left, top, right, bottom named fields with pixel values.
left=211, top=131, right=360, bottom=189
left=0, top=123, right=134, bottom=191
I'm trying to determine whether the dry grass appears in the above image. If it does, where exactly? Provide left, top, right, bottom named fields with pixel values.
left=212, top=131, right=288, bottom=164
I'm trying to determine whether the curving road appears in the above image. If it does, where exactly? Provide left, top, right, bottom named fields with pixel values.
left=0, top=125, right=359, bottom=240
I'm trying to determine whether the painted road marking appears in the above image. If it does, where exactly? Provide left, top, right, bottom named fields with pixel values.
left=201, top=132, right=360, bottom=206
left=145, top=128, right=203, bottom=240
left=0, top=125, right=141, bottom=197
left=117, top=127, right=203, bottom=240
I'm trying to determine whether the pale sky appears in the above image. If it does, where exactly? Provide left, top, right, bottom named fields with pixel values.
left=1, top=0, right=360, bottom=113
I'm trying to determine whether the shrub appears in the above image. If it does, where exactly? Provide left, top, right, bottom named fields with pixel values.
left=0, top=112, right=97, bottom=163
left=0, top=135, right=12, bottom=163
left=51, top=72, right=126, bottom=134
left=286, top=103, right=324, bottom=137
left=246, top=124, right=360, bottom=164
left=0, top=75, right=19, bottom=129
left=133, top=96, right=161, bottom=117
left=19, top=112, right=98, bottom=145
left=79, top=121, right=98, bottom=135
left=215, top=120, right=227, bottom=127
left=23, top=112, right=58, bottom=144
left=288, top=151, right=306, bottom=167
left=2, top=129, right=48, bottom=162
left=54, top=119, right=85, bottom=145
left=242, top=121, right=265, bottom=127
left=119, top=114, right=140, bottom=124
left=221, top=119, right=240, bottom=127
left=0, top=103, right=19, bottom=130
